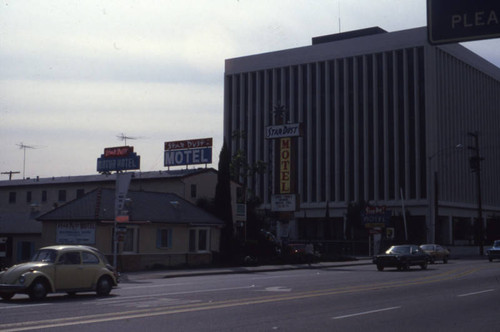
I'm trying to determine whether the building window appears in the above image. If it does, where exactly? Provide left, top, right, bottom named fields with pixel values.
left=26, top=191, right=32, bottom=203
left=156, top=229, right=172, bottom=249
left=189, top=228, right=210, bottom=252
left=9, top=192, right=16, bottom=204
left=190, top=184, right=197, bottom=199
left=123, top=227, right=139, bottom=253
left=42, top=190, right=47, bottom=202
left=76, top=189, right=85, bottom=199
left=58, top=190, right=66, bottom=202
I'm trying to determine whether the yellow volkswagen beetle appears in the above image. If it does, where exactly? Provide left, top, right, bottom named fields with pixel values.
left=0, top=245, right=118, bottom=301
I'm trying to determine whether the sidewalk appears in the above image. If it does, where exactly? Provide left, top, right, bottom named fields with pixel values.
left=121, top=258, right=374, bottom=281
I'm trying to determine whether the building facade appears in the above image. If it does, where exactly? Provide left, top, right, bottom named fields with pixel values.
left=37, top=188, right=224, bottom=272
left=224, top=27, right=500, bottom=252
left=0, top=168, right=229, bottom=267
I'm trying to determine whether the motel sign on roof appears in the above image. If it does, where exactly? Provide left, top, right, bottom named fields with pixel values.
left=164, top=138, right=213, bottom=167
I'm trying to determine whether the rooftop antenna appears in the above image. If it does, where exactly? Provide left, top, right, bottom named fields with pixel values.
left=338, top=0, right=342, bottom=33
left=116, top=133, right=143, bottom=146
left=1, top=171, right=20, bottom=180
left=16, top=142, right=43, bottom=179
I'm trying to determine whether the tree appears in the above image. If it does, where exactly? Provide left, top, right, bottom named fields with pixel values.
left=214, top=140, right=234, bottom=259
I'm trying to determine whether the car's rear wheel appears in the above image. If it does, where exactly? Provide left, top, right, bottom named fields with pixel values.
left=420, top=261, right=428, bottom=270
left=29, top=279, right=48, bottom=300
left=96, top=276, right=112, bottom=296
left=401, top=261, right=410, bottom=271
left=376, top=264, right=384, bottom=271
left=443, top=256, right=448, bottom=264
left=1, top=292, right=14, bottom=300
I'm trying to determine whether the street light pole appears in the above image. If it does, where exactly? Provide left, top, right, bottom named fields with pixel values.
left=468, top=131, right=484, bottom=256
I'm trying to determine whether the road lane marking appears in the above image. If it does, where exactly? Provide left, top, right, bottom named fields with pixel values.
left=94, top=285, right=256, bottom=304
left=264, top=286, right=292, bottom=292
left=122, top=282, right=192, bottom=290
left=0, top=303, right=50, bottom=310
left=458, top=289, right=495, bottom=297
left=332, top=306, right=401, bottom=320
left=0, top=267, right=479, bottom=331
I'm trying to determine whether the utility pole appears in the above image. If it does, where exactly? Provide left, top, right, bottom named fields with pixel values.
left=468, top=131, right=484, bottom=255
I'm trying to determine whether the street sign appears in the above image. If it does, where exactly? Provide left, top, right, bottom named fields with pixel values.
left=427, top=0, right=500, bottom=44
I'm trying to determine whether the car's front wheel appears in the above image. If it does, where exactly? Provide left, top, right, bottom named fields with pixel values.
left=376, top=264, right=384, bottom=271
left=0, top=292, right=14, bottom=301
left=96, top=276, right=112, bottom=296
left=29, top=279, right=48, bottom=300
left=420, top=261, right=428, bottom=270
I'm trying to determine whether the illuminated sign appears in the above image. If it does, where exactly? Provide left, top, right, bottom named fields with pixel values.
left=164, top=138, right=213, bottom=167
left=165, top=138, right=213, bottom=150
left=280, top=138, right=291, bottom=193
left=164, top=148, right=212, bottom=166
left=104, top=146, right=134, bottom=158
left=265, top=123, right=302, bottom=139
left=97, top=146, right=140, bottom=172
left=362, top=206, right=392, bottom=228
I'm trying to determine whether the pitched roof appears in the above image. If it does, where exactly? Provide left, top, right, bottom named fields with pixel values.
left=37, top=188, right=224, bottom=226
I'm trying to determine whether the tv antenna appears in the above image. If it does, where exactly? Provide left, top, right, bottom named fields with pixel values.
left=16, top=142, right=43, bottom=179
left=1, top=171, right=20, bottom=180
left=116, top=133, right=143, bottom=145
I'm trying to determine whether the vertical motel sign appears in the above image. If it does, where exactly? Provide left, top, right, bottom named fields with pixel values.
left=265, top=123, right=302, bottom=212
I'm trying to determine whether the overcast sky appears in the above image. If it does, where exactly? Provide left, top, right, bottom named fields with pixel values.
left=1, top=0, right=499, bottom=179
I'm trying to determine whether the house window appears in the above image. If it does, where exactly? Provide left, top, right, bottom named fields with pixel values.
left=123, top=227, right=139, bottom=253
left=58, top=190, right=66, bottom=202
left=189, top=228, right=210, bottom=252
left=156, top=228, right=172, bottom=249
left=76, top=189, right=85, bottom=199
left=41, top=190, right=47, bottom=202
left=9, top=192, right=16, bottom=204
left=26, top=191, right=32, bottom=203
left=190, top=184, right=197, bottom=198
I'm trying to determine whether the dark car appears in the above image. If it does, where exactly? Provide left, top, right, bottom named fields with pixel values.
left=420, top=244, right=450, bottom=264
left=373, top=245, right=429, bottom=271
left=284, top=243, right=306, bottom=262
left=486, top=240, right=500, bottom=262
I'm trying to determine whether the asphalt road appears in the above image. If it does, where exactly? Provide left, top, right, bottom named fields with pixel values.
left=1, top=259, right=499, bottom=331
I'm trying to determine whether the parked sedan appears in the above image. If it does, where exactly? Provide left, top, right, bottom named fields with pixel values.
left=486, top=240, right=500, bottom=262
left=0, top=245, right=118, bottom=301
left=373, top=245, right=429, bottom=271
left=420, top=244, right=450, bottom=264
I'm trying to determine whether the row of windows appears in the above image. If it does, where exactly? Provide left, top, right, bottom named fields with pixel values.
left=226, top=47, right=427, bottom=204
left=123, top=228, right=210, bottom=253
left=7, top=188, right=85, bottom=204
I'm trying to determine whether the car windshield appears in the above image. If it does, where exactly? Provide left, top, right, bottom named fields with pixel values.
left=386, top=246, right=410, bottom=254
left=31, top=249, right=57, bottom=263
left=420, top=245, right=433, bottom=250
left=494, top=240, right=500, bottom=247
